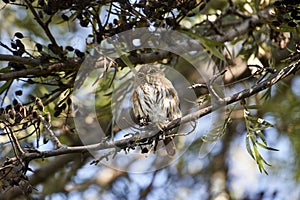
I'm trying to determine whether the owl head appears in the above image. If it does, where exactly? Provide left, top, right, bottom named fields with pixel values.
left=135, top=64, right=165, bottom=84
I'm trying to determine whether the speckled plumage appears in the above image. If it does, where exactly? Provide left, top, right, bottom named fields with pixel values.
left=132, top=65, right=181, bottom=156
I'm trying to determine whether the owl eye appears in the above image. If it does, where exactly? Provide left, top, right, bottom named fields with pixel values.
left=149, top=68, right=157, bottom=74
left=137, top=72, right=144, bottom=78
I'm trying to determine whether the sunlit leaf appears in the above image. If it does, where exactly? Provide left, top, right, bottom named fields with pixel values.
left=179, top=30, right=226, bottom=61
left=257, top=142, right=279, bottom=151
left=243, top=106, right=277, bottom=174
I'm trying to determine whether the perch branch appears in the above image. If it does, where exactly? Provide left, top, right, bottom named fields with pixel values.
left=4, top=58, right=299, bottom=162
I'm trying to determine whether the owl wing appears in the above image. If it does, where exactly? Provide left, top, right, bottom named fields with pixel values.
left=162, top=80, right=182, bottom=121
left=132, top=86, right=150, bottom=126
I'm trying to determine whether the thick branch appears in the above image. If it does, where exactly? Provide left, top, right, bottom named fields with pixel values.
left=0, top=51, right=171, bottom=81
left=0, top=54, right=41, bottom=66
left=0, top=58, right=82, bottom=81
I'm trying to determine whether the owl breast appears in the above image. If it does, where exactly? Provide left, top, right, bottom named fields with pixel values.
left=133, top=80, right=181, bottom=130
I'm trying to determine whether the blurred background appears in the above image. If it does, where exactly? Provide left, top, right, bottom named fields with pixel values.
left=0, top=0, right=300, bottom=199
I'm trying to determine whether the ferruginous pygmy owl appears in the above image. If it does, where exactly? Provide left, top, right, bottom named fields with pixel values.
left=132, top=65, right=182, bottom=156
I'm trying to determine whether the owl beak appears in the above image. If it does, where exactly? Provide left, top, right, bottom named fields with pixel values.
left=145, top=74, right=150, bottom=83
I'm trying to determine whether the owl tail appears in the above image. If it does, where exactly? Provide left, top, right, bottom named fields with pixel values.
left=163, top=137, right=176, bottom=157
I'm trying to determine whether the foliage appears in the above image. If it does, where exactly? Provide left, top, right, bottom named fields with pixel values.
left=0, top=0, right=300, bottom=199
left=243, top=107, right=279, bottom=174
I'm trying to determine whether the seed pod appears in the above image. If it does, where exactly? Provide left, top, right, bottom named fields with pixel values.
left=38, top=0, right=45, bottom=6
left=80, top=19, right=89, bottom=27
left=14, top=32, right=24, bottom=39
left=35, top=97, right=44, bottom=112
left=44, top=112, right=51, bottom=124
left=38, top=10, right=44, bottom=19
left=75, top=49, right=85, bottom=58
left=141, top=147, right=149, bottom=154
left=61, top=14, right=69, bottom=21
left=15, top=113, right=23, bottom=124
left=15, top=90, right=23, bottom=96
left=20, top=106, right=27, bottom=118
left=0, top=108, right=5, bottom=115
left=60, top=103, right=67, bottom=110
left=288, top=21, right=297, bottom=27
left=12, top=99, right=18, bottom=106
left=22, top=122, right=28, bottom=129
left=67, top=98, right=72, bottom=105
left=113, top=18, right=119, bottom=25
left=8, top=109, right=16, bottom=120
left=28, top=105, right=34, bottom=115
left=6, top=105, right=12, bottom=112
left=54, top=110, right=61, bottom=117
left=36, top=43, right=43, bottom=52
left=66, top=46, right=74, bottom=51
left=11, top=42, right=18, bottom=49
left=32, top=110, right=38, bottom=118
left=43, top=137, right=49, bottom=144
left=48, top=43, right=56, bottom=54
left=14, top=103, right=22, bottom=112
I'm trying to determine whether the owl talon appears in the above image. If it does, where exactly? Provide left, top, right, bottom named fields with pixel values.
left=124, top=132, right=139, bottom=138
left=137, top=115, right=150, bottom=126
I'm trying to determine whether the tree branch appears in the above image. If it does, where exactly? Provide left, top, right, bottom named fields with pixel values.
left=0, top=51, right=171, bottom=81
left=23, top=0, right=64, bottom=57
left=0, top=153, right=90, bottom=200
left=4, top=58, right=299, bottom=162
left=211, top=6, right=274, bottom=43
left=0, top=7, right=274, bottom=81
left=38, top=114, right=63, bottom=148
left=0, top=54, right=41, bottom=66
left=210, top=12, right=264, bottom=43
left=0, top=58, right=82, bottom=81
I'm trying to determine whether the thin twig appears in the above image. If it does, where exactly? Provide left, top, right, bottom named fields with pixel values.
left=38, top=114, right=63, bottom=149
left=23, top=0, right=63, bottom=57
left=208, top=70, right=227, bottom=103
left=5, top=124, right=25, bottom=156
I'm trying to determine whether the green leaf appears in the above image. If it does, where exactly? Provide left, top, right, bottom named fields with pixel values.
left=179, top=30, right=226, bottom=61
left=0, top=66, right=12, bottom=73
left=246, top=136, right=255, bottom=160
left=247, top=105, right=262, bottom=110
left=243, top=107, right=277, bottom=174
left=261, top=87, right=272, bottom=100
left=257, top=142, right=279, bottom=151
left=113, top=44, right=136, bottom=73
left=257, top=117, right=274, bottom=127
left=253, top=144, right=269, bottom=174
left=257, top=131, right=267, bottom=145
left=0, top=80, right=13, bottom=95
